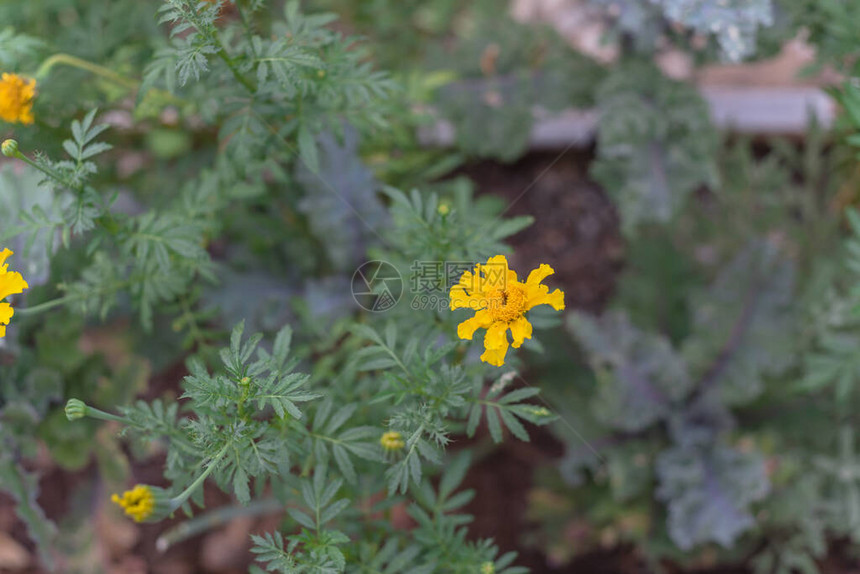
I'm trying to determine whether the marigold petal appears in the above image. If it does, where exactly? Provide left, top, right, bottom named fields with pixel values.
left=457, top=309, right=493, bottom=340
left=529, top=288, right=565, bottom=311
left=0, top=248, right=11, bottom=268
left=483, top=321, right=509, bottom=350
left=480, top=342, right=508, bottom=366
left=509, top=316, right=533, bottom=348
left=450, top=285, right=487, bottom=311
left=525, top=283, right=565, bottom=311
left=0, top=302, right=13, bottom=325
left=544, top=288, right=565, bottom=310
left=478, top=255, right=513, bottom=291
left=526, top=263, right=554, bottom=288
left=455, top=268, right=478, bottom=289
left=0, top=270, right=28, bottom=301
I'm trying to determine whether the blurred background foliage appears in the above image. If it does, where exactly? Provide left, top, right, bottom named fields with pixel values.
left=3, top=0, right=860, bottom=572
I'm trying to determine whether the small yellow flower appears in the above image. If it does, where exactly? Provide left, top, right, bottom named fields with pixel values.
left=380, top=431, right=405, bottom=452
left=450, top=255, right=564, bottom=366
left=0, top=73, right=36, bottom=125
left=111, top=485, right=156, bottom=522
left=0, top=249, right=28, bottom=339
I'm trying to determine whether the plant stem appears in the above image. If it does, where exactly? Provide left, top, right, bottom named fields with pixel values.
left=215, top=40, right=256, bottom=94
left=84, top=405, right=132, bottom=424
left=14, top=295, right=73, bottom=316
left=156, top=497, right=282, bottom=552
left=35, top=54, right=138, bottom=90
left=170, top=443, right=231, bottom=509
left=6, top=147, right=72, bottom=189
left=35, top=53, right=183, bottom=105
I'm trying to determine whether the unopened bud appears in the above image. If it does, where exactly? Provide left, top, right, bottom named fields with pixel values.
left=65, top=398, right=87, bottom=421
left=111, top=484, right=175, bottom=523
left=1, top=139, right=18, bottom=157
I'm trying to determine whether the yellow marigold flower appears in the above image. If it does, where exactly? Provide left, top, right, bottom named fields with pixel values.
left=450, top=255, right=564, bottom=367
left=112, top=485, right=156, bottom=522
left=380, top=431, right=405, bottom=452
left=0, top=248, right=28, bottom=339
left=0, top=73, right=36, bottom=125
left=111, top=484, right=174, bottom=523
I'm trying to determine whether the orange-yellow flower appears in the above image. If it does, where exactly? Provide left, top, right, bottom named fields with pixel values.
left=0, top=249, right=28, bottom=338
left=450, top=255, right=564, bottom=366
left=0, top=73, right=36, bottom=125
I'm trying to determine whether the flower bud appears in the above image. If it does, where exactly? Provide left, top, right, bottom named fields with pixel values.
left=111, top=484, right=175, bottom=523
left=380, top=431, right=405, bottom=452
left=1, top=139, right=18, bottom=157
left=64, top=398, right=87, bottom=421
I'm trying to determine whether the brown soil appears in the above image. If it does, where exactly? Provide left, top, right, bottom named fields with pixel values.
left=461, top=149, right=625, bottom=313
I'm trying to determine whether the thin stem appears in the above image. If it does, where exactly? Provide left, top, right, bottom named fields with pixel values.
left=35, top=53, right=183, bottom=105
left=84, top=405, right=132, bottom=424
left=35, top=54, right=138, bottom=90
left=17, top=277, right=131, bottom=316
left=171, top=443, right=231, bottom=508
left=6, top=148, right=72, bottom=189
left=215, top=39, right=256, bottom=94
left=15, top=295, right=73, bottom=316
left=156, top=497, right=282, bottom=552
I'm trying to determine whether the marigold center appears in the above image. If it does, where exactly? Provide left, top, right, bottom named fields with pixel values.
left=487, top=284, right=525, bottom=323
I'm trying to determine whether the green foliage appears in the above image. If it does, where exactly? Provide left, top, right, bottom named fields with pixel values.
left=792, top=0, right=860, bottom=76
left=656, top=442, right=769, bottom=550
left=591, top=0, right=777, bottom=62
left=561, top=239, right=802, bottom=553
left=430, top=12, right=604, bottom=161
left=591, top=61, right=718, bottom=234
left=6, top=0, right=860, bottom=572
left=1, top=1, right=561, bottom=569
left=542, top=102, right=851, bottom=567
left=569, top=311, right=693, bottom=432
left=0, top=462, right=57, bottom=569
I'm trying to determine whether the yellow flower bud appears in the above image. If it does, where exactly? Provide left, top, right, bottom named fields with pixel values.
left=111, top=485, right=174, bottom=523
left=1, top=139, right=18, bottom=157
left=380, top=431, right=405, bottom=452
left=64, top=399, right=87, bottom=421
